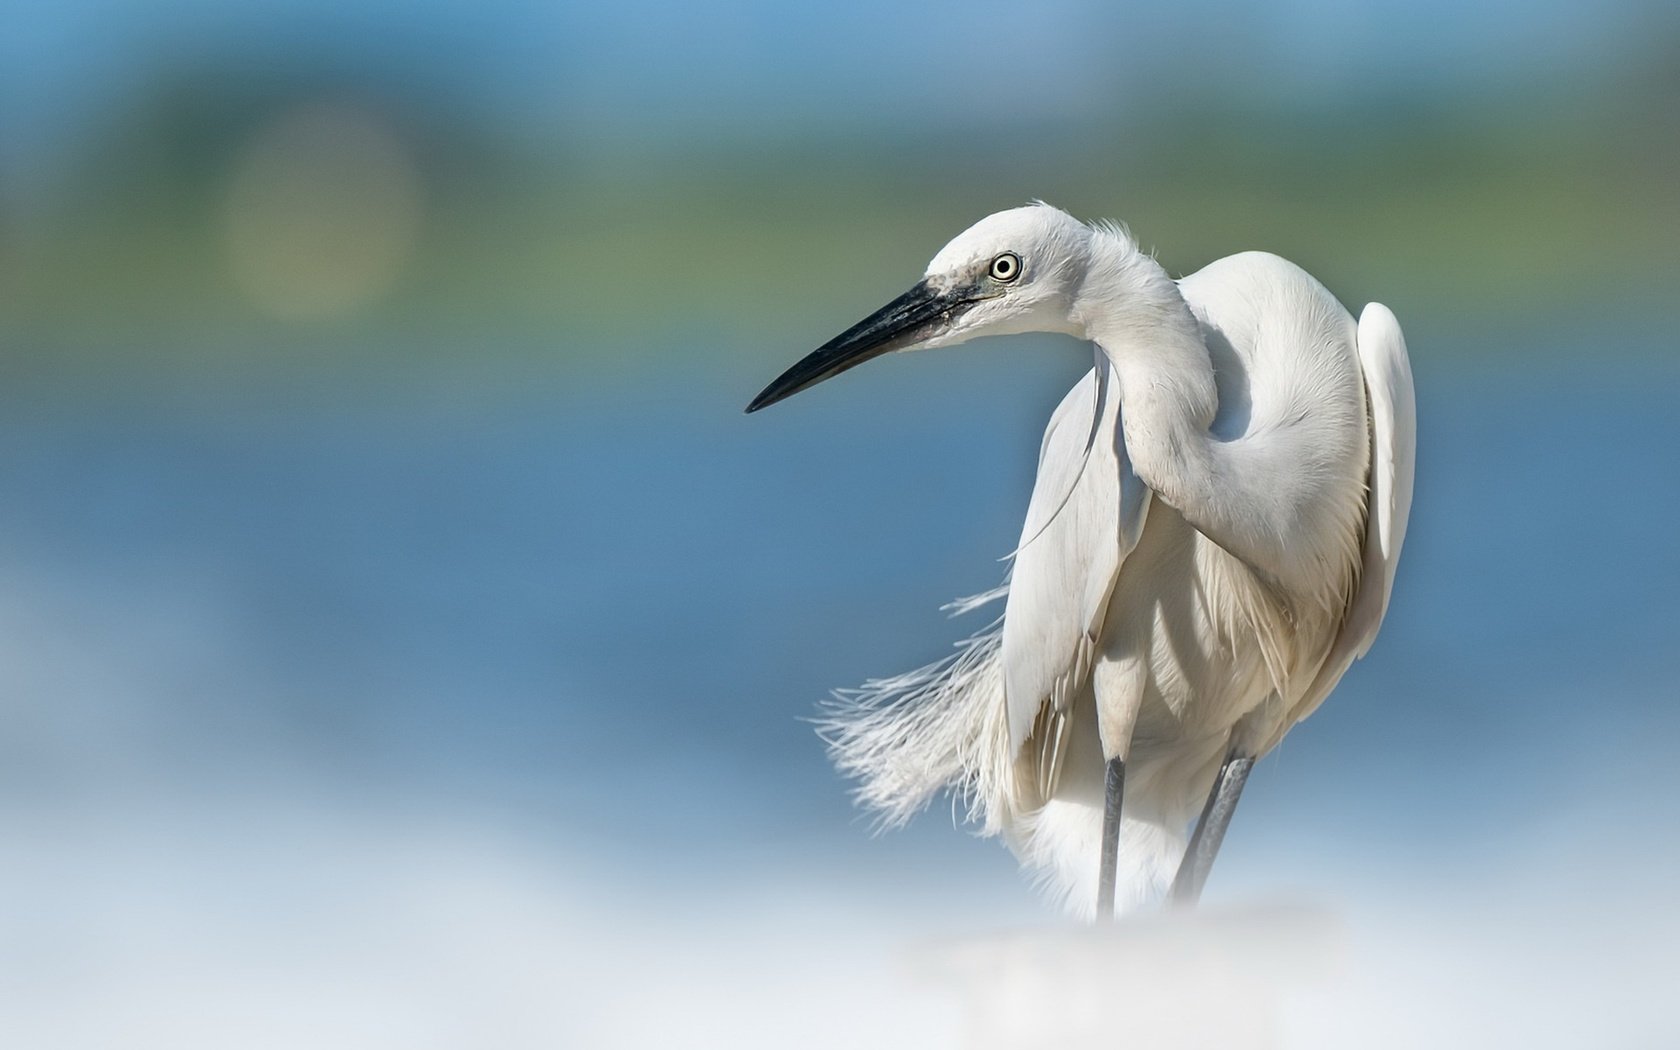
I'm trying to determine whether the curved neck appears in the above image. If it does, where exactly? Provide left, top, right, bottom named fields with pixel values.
left=1071, top=237, right=1296, bottom=587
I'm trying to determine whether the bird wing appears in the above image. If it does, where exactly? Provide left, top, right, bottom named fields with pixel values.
left=1002, top=350, right=1151, bottom=798
left=1284, top=302, right=1417, bottom=734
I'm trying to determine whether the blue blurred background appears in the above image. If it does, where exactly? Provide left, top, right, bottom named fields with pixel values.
left=2, top=1, right=1677, bottom=1046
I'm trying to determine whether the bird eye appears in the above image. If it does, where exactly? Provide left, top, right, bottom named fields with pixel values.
left=989, top=252, right=1021, bottom=283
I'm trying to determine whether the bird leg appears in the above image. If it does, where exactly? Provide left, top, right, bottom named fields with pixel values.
left=1170, top=751, right=1254, bottom=906
left=1096, top=756, right=1125, bottom=920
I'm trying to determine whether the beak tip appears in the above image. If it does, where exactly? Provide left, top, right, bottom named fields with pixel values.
left=746, top=379, right=798, bottom=414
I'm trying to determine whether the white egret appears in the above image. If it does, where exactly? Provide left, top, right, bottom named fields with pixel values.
left=747, top=203, right=1415, bottom=919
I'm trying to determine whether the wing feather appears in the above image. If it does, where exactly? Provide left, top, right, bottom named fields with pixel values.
left=1002, top=350, right=1150, bottom=796
left=1286, top=302, right=1416, bottom=731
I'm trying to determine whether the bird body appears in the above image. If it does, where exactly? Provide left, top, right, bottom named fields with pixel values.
left=998, top=250, right=1384, bottom=914
left=749, top=204, right=1415, bottom=918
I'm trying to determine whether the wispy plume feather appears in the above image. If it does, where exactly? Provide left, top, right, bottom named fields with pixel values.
left=816, top=596, right=1016, bottom=834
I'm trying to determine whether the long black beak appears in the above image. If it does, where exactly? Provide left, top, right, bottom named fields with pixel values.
left=745, top=280, right=960, bottom=413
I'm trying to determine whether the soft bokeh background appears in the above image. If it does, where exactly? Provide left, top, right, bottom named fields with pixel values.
left=2, top=2, right=1677, bottom=1046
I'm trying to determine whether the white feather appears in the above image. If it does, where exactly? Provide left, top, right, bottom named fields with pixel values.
left=811, top=204, right=1416, bottom=915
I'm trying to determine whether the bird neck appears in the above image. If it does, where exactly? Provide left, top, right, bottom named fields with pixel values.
left=1072, top=238, right=1295, bottom=587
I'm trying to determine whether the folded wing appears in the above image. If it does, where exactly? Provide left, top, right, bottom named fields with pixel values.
left=1002, top=351, right=1151, bottom=798
left=1281, top=302, right=1417, bottom=738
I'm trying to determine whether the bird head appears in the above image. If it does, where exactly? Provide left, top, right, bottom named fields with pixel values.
left=746, top=203, right=1092, bottom=412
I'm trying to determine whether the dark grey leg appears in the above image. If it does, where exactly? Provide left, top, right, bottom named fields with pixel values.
left=1097, top=757, right=1125, bottom=921
left=1170, top=753, right=1255, bottom=906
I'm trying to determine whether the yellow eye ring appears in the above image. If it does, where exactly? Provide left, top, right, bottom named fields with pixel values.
left=989, top=252, right=1021, bottom=282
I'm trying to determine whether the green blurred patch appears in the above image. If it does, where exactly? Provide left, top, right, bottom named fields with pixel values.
left=2, top=60, right=1676, bottom=380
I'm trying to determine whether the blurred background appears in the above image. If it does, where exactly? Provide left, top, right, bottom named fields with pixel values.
left=1, top=1, right=1677, bottom=1046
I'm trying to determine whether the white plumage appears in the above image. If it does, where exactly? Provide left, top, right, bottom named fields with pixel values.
left=755, top=203, right=1416, bottom=918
